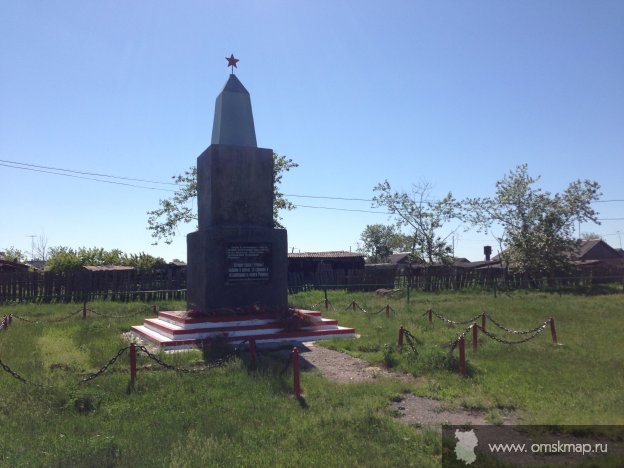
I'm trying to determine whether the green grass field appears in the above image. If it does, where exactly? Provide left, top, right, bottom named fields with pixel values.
left=0, top=290, right=622, bottom=466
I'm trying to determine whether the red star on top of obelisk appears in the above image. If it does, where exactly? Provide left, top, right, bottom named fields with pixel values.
left=226, top=54, right=239, bottom=74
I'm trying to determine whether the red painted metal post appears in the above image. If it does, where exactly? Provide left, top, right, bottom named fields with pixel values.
left=481, top=312, right=486, bottom=332
left=428, top=308, right=432, bottom=323
left=292, top=347, right=301, bottom=398
left=398, top=325, right=404, bottom=352
left=130, top=343, right=137, bottom=386
left=459, top=335, right=466, bottom=376
left=152, top=304, right=157, bottom=314
left=249, top=338, right=257, bottom=367
left=549, top=317, right=558, bottom=344
left=472, top=323, right=478, bottom=353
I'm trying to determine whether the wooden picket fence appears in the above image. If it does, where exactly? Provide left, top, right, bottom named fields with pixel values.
left=2, top=264, right=621, bottom=303
left=0, top=268, right=186, bottom=304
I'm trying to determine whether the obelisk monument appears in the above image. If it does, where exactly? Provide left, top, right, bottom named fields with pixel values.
left=186, top=55, right=288, bottom=313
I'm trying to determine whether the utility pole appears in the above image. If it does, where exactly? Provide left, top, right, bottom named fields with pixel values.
left=26, top=235, right=36, bottom=261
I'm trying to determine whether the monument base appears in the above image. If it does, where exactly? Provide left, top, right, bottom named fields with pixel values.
left=186, top=225, right=288, bottom=312
left=131, top=308, right=356, bottom=351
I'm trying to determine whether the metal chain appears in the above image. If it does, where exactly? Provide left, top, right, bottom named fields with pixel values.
left=311, top=300, right=334, bottom=311
left=137, top=345, right=230, bottom=373
left=484, top=314, right=549, bottom=335
left=375, top=305, right=393, bottom=315
left=0, top=358, right=27, bottom=384
left=81, top=346, right=130, bottom=383
left=429, top=310, right=483, bottom=326
left=449, top=324, right=474, bottom=352
left=11, top=308, right=83, bottom=324
left=476, top=322, right=550, bottom=345
left=89, top=307, right=151, bottom=319
left=402, top=328, right=419, bottom=354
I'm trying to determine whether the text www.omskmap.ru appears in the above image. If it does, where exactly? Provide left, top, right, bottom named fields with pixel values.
left=488, top=441, right=608, bottom=455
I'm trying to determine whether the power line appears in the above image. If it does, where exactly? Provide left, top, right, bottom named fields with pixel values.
left=285, top=194, right=373, bottom=202
left=0, top=162, right=176, bottom=192
left=0, top=159, right=178, bottom=186
left=292, top=204, right=389, bottom=214
left=2, top=159, right=624, bottom=213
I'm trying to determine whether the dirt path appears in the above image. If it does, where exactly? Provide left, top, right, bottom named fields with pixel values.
left=295, top=344, right=624, bottom=465
left=297, top=342, right=505, bottom=426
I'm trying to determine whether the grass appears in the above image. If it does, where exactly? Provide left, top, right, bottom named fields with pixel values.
left=290, top=289, right=624, bottom=426
left=0, top=290, right=622, bottom=466
left=0, top=300, right=436, bottom=466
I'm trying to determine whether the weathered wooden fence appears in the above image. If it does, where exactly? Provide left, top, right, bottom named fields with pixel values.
left=2, top=265, right=621, bottom=303
left=395, top=266, right=624, bottom=292
left=288, top=266, right=397, bottom=293
left=0, top=268, right=186, bottom=303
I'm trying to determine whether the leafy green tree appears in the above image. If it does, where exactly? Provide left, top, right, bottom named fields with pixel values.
left=45, top=247, right=83, bottom=272
left=147, top=153, right=298, bottom=244
left=45, top=247, right=166, bottom=272
left=461, top=164, right=601, bottom=276
left=125, top=252, right=167, bottom=269
left=581, top=232, right=602, bottom=241
left=358, top=224, right=405, bottom=263
left=0, top=247, right=27, bottom=263
left=372, top=181, right=458, bottom=265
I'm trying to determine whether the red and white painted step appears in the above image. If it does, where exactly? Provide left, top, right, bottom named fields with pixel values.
left=131, top=309, right=356, bottom=350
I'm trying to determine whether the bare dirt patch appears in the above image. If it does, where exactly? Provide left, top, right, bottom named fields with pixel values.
left=297, top=344, right=624, bottom=465
left=297, top=343, right=515, bottom=426
left=297, top=342, right=419, bottom=384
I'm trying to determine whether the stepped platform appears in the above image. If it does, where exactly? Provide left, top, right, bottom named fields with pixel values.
left=131, top=309, right=355, bottom=351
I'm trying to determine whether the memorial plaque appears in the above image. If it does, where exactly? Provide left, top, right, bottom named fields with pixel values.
left=226, top=242, right=272, bottom=283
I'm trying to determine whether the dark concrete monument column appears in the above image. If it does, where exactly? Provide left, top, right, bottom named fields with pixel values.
left=186, top=70, right=288, bottom=312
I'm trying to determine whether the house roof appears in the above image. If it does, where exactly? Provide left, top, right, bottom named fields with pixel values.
left=0, top=259, right=30, bottom=271
left=83, top=265, right=136, bottom=272
left=576, top=239, right=622, bottom=260
left=288, top=251, right=363, bottom=259
left=388, top=252, right=412, bottom=264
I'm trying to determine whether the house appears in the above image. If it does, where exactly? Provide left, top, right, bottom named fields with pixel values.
left=488, top=239, right=623, bottom=275
left=572, top=239, right=623, bottom=278
left=288, top=251, right=365, bottom=274
left=575, top=239, right=623, bottom=266
left=0, top=259, right=30, bottom=272
left=83, top=265, right=136, bottom=272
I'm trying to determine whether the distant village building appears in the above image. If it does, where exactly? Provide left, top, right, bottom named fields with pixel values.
left=287, top=251, right=365, bottom=274
left=0, top=259, right=30, bottom=273
left=572, top=239, right=624, bottom=277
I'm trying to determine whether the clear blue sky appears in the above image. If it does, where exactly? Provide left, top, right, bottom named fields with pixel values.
left=2, top=0, right=623, bottom=262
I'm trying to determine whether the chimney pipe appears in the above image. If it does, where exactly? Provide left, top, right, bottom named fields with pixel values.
left=484, top=245, right=492, bottom=262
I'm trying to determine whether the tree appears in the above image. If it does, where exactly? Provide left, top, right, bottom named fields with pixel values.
left=0, top=246, right=27, bottom=263
left=34, top=232, right=48, bottom=262
left=372, top=180, right=458, bottom=264
left=581, top=232, right=602, bottom=241
left=358, top=224, right=406, bottom=263
left=461, top=164, right=601, bottom=277
left=45, top=246, right=166, bottom=272
left=147, top=152, right=298, bottom=244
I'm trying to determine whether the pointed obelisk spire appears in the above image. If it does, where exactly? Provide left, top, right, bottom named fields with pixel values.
left=211, top=55, right=257, bottom=147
